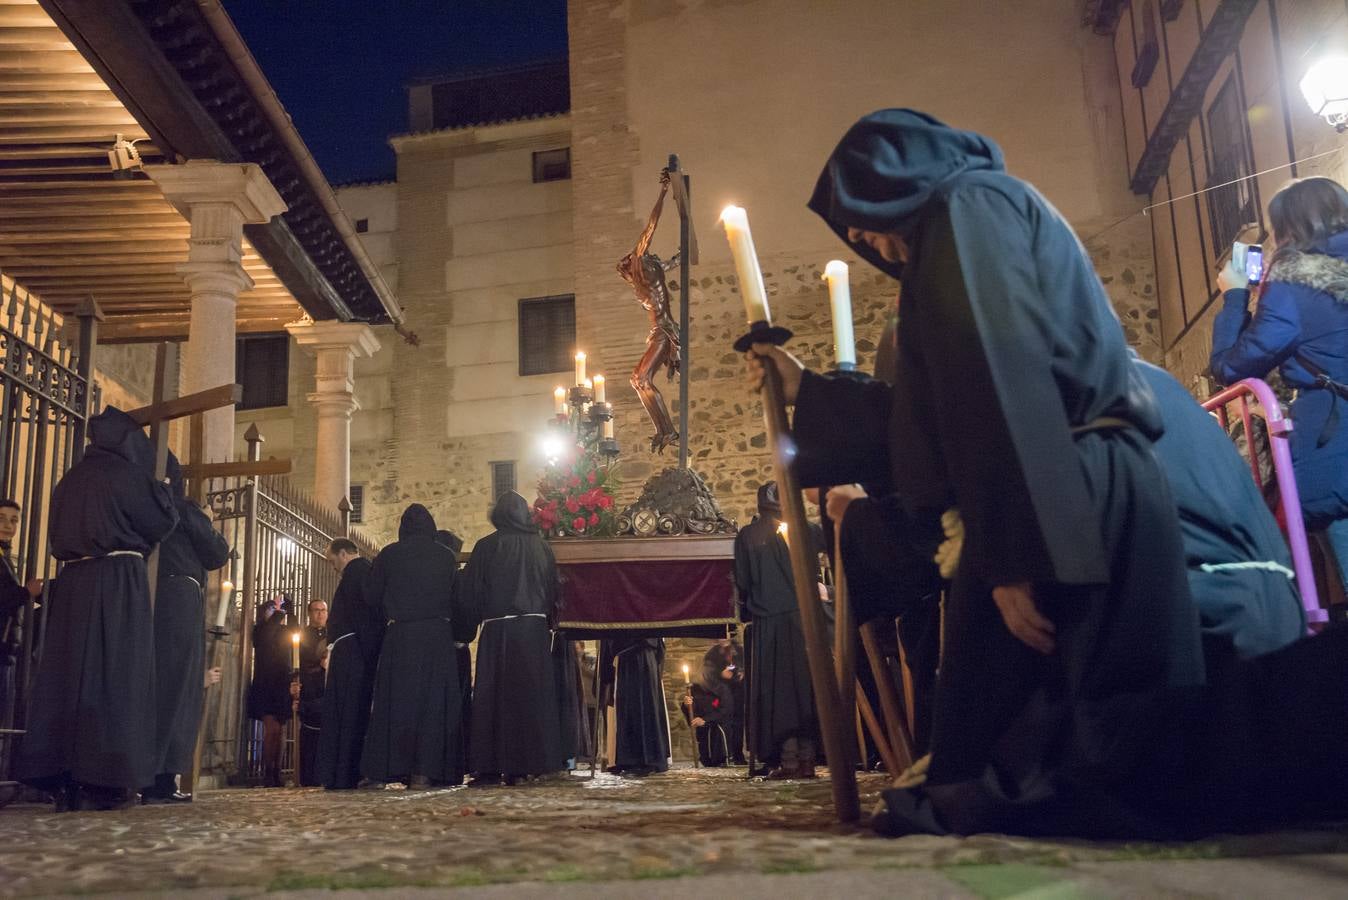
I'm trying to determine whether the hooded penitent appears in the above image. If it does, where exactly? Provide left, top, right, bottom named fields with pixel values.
left=457, top=490, right=563, bottom=776
left=16, top=406, right=178, bottom=794
left=361, top=502, right=471, bottom=784
left=791, top=110, right=1204, bottom=838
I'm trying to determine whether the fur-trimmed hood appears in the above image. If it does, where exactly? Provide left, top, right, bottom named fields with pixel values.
left=1268, top=249, right=1348, bottom=303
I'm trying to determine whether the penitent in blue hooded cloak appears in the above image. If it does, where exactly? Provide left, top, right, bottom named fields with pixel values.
left=791, top=110, right=1205, bottom=838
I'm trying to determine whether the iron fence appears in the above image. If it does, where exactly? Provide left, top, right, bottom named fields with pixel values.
left=0, top=278, right=99, bottom=782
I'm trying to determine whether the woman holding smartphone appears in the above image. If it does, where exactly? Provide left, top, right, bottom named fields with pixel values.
left=1210, top=176, right=1348, bottom=581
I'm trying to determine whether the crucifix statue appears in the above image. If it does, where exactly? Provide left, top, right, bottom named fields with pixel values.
left=618, top=168, right=682, bottom=454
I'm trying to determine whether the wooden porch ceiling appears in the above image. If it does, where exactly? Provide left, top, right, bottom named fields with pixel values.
left=0, top=0, right=302, bottom=340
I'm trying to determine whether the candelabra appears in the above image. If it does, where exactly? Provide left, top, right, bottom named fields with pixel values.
left=551, top=382, right=620, bottom=466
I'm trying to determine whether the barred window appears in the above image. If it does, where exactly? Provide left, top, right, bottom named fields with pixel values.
left=518, top=294, right=575, bottom=377
left=1205, top=75, right=1259, bottom=259
left=490, top=461, right=516, bottom=503
left=348, top=484, right=364, bottom=524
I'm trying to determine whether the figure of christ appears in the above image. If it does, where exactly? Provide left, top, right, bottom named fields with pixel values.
left=618, top=169, right=682, bottom=453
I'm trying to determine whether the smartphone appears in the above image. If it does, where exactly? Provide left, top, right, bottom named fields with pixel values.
left=1245, top=244, right=1264, bottom=284
left=1233, top=241, right=1265, bottom=285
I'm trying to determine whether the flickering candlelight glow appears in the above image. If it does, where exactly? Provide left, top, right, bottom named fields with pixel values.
left=682, top=663, right=691, bottom=684
left=719, top=205, right=770, bottom=324
left=823, top=260, right=856, bottom=368
left=574, top=351, right=587, bottom=386
left=554, top=386, right=567, bottom=415
left=593, top=374, right=606, bottom=403
left=777, top=521, right=788, bottom=537
left=541, top=434, right=563, bottom=464
left=291, top=631, right=300, bottom=669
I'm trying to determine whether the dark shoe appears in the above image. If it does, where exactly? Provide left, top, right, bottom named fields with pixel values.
left=263, top=767, right=282, bottom=788
left=76, top=785, right=138, bottom=811
left=767, top=764, right=816, bottom=780
left=730, top=756, right=749, bottom=766
left=53, top=783, right=78, bottom=813
left=468, top=775, right=502, bottom=788
left=142, top=791, right=192, bottom=805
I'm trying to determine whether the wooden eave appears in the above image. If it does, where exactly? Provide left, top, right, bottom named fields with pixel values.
left=0, top=0, right=303, bottom=341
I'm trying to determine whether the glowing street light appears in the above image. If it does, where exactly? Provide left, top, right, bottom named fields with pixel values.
left=1301, top=56, right=1348, bottom=131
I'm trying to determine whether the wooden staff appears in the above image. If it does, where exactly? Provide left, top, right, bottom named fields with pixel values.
left=832, top=531, right=858, bottom=772
left=857, top=683, right=901, bottom=777
left=860, top=621, right=915, bottom=772
left=759, top=356, right=860, bottom=822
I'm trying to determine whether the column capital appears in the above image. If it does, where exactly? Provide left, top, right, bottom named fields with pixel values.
left=145, top=160, right=287, bottom=224
left=176, top=259, right=255, bottom=296
left=306, top=391, right=361, bottom=418
left=285, top=319, right=382, bottom=358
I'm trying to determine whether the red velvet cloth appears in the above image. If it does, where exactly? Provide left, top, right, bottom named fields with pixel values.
left=557, top=558, right=735, bottom=629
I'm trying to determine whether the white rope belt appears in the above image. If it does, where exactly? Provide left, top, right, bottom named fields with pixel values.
left=69, top=550, right=144, bottom=564
left=169, top=574, right=201, bottom=590
left=328, top=632, right=354, bottom=649
left=481, top=612, right=547, bottom=626
left=1199, top=560, right=1296, bottom=580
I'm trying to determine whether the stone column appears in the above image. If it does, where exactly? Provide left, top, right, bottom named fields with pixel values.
left=285, top=319, right=381, bottom=513
left=147, top=160, right=287, bottom=463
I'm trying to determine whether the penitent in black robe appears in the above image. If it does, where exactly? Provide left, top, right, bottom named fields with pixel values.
left=16, top=407, right=178, bottom=792
left=600, top=636, right=670, bottom=773
left=458, top=492, right=563, bottom=777
left=361, top=504, right=469, bottom=785
left=734, top=507, right=822, bottom=766
left=316, top=556, right=381, bottom=789
left=152, top=453, right=230, bottom=782
left=799, top=109, right=1204, bottom=836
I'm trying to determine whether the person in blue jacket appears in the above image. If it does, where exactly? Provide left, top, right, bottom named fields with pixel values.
left=1210, top=176, right=1348, bottom=582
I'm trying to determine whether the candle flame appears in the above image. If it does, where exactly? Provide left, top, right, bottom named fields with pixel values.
left=575, top=351, right=586, bottom=362
left=291, top=632, right=300, bottom=645
left=583, top=378, right=593, bottom=389
left=824, top=259, right=848, bottom=280
left=719, top=204, right=748, bottom=228
left=221, top=579, right=234, bottom=592
left=554, top=386, right=566, bottom=397
left=593, top=374, right=605, bottom=385
left=777, top=522, right=789, bottom=536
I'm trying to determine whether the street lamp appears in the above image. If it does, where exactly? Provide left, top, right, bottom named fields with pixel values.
left=1300, top=56, right=1348, bottom=132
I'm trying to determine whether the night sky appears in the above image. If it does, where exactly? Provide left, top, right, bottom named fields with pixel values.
left=223, top=1, right=569, bottom=185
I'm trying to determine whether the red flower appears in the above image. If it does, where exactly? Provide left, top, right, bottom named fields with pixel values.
left=569, top=476, right=582, bottom=488
left=598, top=494, right=613, bottom=510
left=587, top=470, right=597, bottom=484
left=546, top=498, right=559, bottom=511
left=588, top=513, right=600, bottom=527
left=565, top=497, right=580, bottom=514
left=572, top=516, right=586, bottom=531
left=581, top=490, right=598, bottom=510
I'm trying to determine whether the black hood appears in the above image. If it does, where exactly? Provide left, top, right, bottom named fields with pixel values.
left=756, top=482, right=781, bottom=517
left=435, top=529, right=465, bottom=555
left=88, top=406, right=154, bottom=473
left=398, top=503, right=436, bottom=540
left=807, top=108, right=1005, bottom=278
left=490, top=491, right=537, bottom=534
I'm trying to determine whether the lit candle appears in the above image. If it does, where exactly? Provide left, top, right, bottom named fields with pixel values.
left=593, top=374, right=606, bottom=404
left=603, top=417, right=614, bottom=440
left=214, top=581, right=231, bottom=630
left=823, top=260, right=856, bottom=369
left=777, top=521, right=788, bottom=538
left=574, top=352, right=587, bottom=386
left=682, top=663, right=691, bottom=685
left=554, top=386, right=567, bottom=415
left=719, top=205, right=770, bottom=324
left=291, top=631, right=300, bottom=670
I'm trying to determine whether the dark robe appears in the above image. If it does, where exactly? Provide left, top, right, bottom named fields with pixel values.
left=684, top=644, right=738, bottom=767
left=0, top=546, right=28, bottom=733
left=248, top=607, right=295, bottom=723
left=553, top=637, right=589, bottom=765
left=800, top=109, right=1204, bottom=835
left=837, top=493, right=943, bottom=754
left=733, top=509, right=822, bottom=765
left=435, top=530, right=474, bottom=771
left=151, top=453, right=231, bottom=785
left=316, top=556, right=381, bottom=789
left=1135, top=358, right=1305, bottom=675
left=457, top=492, right=563, bottom=777
left=361, top=504, right=468, bottom=784
left=297, top=624, right=327, bottom=786
left=16, top=407, right=178, bottom=792
left=600, top=636, right=670, bottom=773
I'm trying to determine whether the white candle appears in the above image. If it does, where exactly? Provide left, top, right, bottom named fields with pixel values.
left=574, top=352, right=587, bottom=386
left=823, top=260, right=856, bottom=369
left=554, top=386, right=567, bottom=415
left=290, top=631, right=300, bottom=670
left=603, top=416, right=614, bottom=440
left=593, top=374, right=606, bottom=404
left=719, top=206, right=770, bottom=324
left=214, top=583, right=231, bottom=629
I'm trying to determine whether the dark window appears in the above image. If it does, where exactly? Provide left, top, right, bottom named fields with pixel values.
left=490, top=461, right=516, bottom=503
left=235, top=334, right=289, bottom=410
left=518, top=294, right=576, bottom=376
left=1205, top=74, right=1259, bottom=259
left=1131, top=1, right=1160, bottom=88
left=348, top=484, right=364, bottom=524
left=532, top=147, right=570, bottom=183
left=354, top=218, right=369, bottom=233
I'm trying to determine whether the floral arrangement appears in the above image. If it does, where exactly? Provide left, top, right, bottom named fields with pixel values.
left=532, top=440, right=617, bottom=537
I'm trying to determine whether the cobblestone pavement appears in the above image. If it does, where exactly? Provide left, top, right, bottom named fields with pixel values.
left=4, top=767, right=1348, bottom=897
